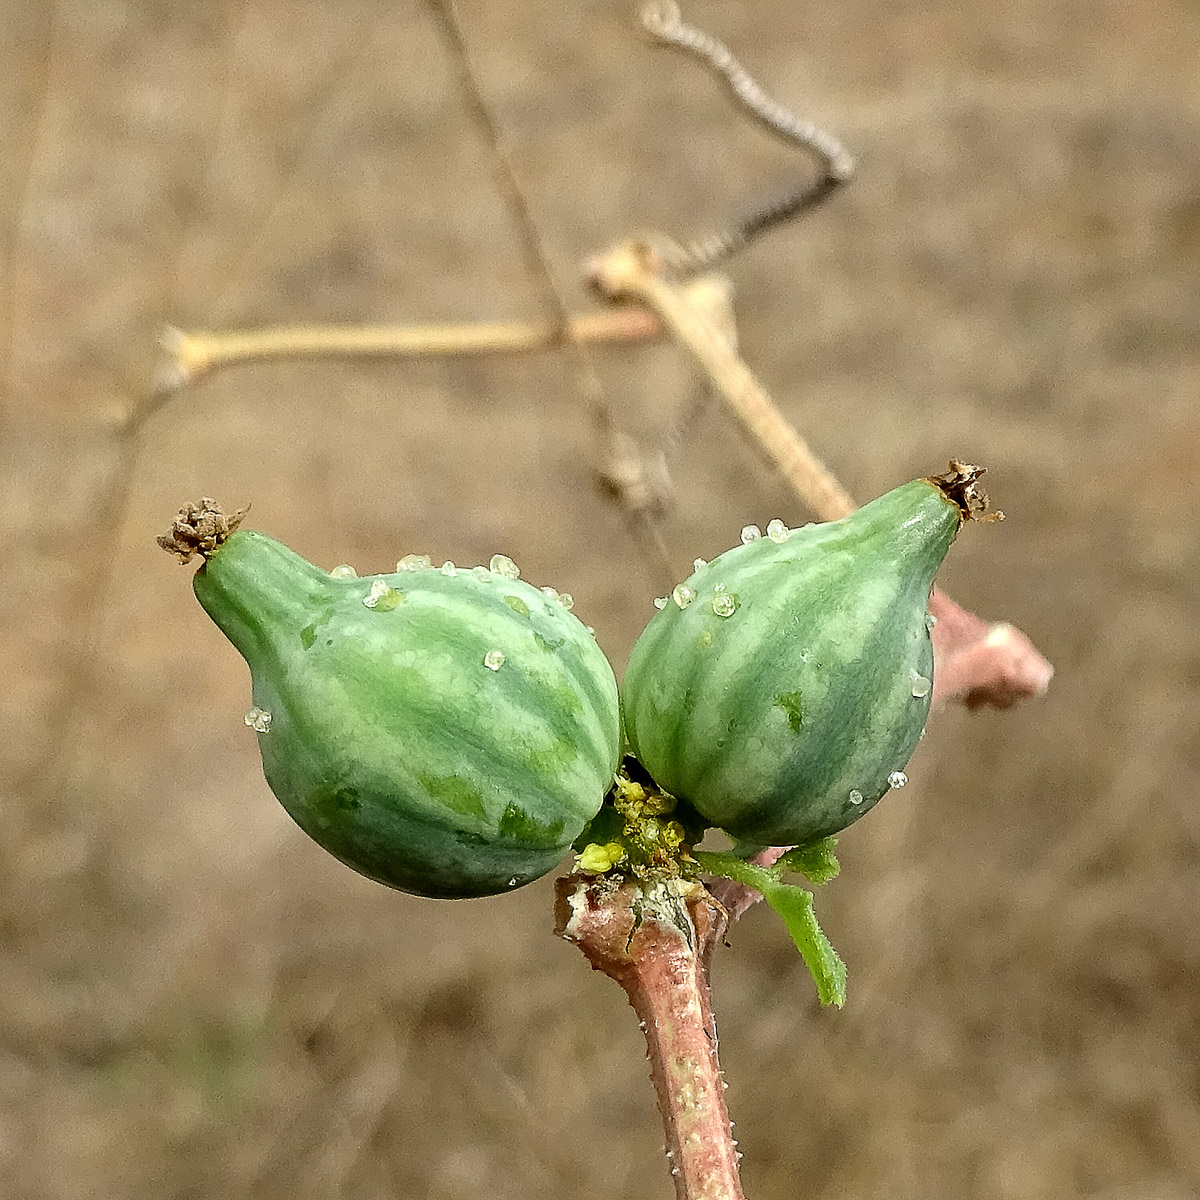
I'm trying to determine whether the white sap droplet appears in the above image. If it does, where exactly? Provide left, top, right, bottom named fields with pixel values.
left=330, top=564, right=357, bottom=579
left=654, top=597, right=668, bottom=609
left=396, top=554, right=431, bottom=571
left=740, top=524, right=762, bottom=544
left=540, top=586, right=559, bottom=602
left=362, top=578, right=391, bottom=608
left=244, top=706, right=272, bottom=733
left=766, top=518, right=790, bottom=543
left=507, top=877, right=518, bottom=888
left=712, top=590, right=739, bottom=618
left=888, top=770, right=908, bottom=789
left=848, top=788, right=864, bottom=806
left=441, top=560, right=457, bottom=576
left=471, top=565, right=491, bottom=581
left=672, top=584, right=695, bottom=609
left=490, top=554, right=520, bottom=580
left=556, top=592, right=574, bottom=611
left=483, top=649, right=506, bottom=671
left=910, top=671, right=932, bottom=698
left=693, top=557, right=708, bottom=572
left=585, top=625, right=595, bottom=636
left=926, top=612, right=939, bottom=630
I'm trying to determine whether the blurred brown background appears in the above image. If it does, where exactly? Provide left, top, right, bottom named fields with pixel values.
left=3, top=0, right=1199, bottom=1197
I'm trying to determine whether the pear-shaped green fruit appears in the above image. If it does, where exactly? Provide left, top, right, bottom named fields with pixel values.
left=622, top=468, right=985, bottom=846
left=191, top=530, right=621, bottom=898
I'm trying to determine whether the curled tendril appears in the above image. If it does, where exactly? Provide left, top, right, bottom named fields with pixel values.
left=639, top=1, right=854, bottom=274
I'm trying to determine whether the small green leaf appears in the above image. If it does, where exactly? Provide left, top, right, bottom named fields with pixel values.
left=775, top=837, right=840, bottom=886
left=755, top=878, right=846, bottom=1008
left=694, top=851, right=847, bottom=1007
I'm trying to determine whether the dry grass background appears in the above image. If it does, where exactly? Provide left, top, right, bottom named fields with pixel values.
left=3, top=0, right=1199, bottom=1197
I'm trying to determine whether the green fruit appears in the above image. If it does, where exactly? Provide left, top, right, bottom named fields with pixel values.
left=192, top=531, right=621, bottom=898
left=622, top=470, right=982, bottom=846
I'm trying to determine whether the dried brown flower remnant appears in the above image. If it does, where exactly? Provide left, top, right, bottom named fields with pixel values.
left=156, top=498, right=247, bottom=563
left=928, top=460, right=1004, bottom=524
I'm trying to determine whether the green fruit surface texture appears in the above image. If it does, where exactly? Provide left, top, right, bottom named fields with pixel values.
left=621, top=478, right=964, bottom=846
left=193, top=532, right=621, bottom=898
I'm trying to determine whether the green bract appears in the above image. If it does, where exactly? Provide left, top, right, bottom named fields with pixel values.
left=622, top=474, right=973, bottom=846
left=193, top=531, right=621, bottom=899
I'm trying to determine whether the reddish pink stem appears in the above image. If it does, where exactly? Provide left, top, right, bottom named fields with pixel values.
left=928, top=587, right=1053, bottom=708
left=556, top=878, right=744, bottom=1200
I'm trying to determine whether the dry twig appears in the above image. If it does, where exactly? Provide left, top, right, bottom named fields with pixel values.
left=589, top=239, right=857, bottom=522
left=153, top=311, right=662, bottom=395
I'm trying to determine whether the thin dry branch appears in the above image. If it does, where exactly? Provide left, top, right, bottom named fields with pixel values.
left=589, top=238, right=856, bottom=520
left=153, top=310, right=662, bottom=394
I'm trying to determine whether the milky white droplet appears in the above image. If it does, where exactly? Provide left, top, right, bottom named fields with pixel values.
left=671, top=584, right=695, bottom=609
left=693, top=557, right=708, bottom=572
left=490, top=554, right=520, bottom=580
left=330, top=564, right=357, bottom=579
left=244, top=706, right=272, bottom=733
left=766, top=518, right=790, bottom=543
left=654, top=597, right=668, bottom=609
left=556, top=593, right=574, bottom=611
left=440, top=560, right=457, bottom=576
left=848, top=789, right=864, bottom=806
left=396, top=554, right=431, bottom=571
left=926, top=612, right=939, bottom=630
left=740, top=524, right=762, bottom=544
left=888, top=770, right=908, bottom=789
left=910, top=672, right=932, bottom=698
left=362, top=578, right=391, bottom=608
left=483, top=649, right=506, bottom=671
left=712, top=590, right=739, bottom=618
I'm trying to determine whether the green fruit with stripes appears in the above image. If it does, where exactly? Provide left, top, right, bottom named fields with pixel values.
left=621, top=467, right=988, bottom=846
left=190, top=529, right=621, bottom=898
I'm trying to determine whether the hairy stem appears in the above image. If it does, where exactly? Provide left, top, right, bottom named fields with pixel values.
left=556, top=877, right=744, bottom=1200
